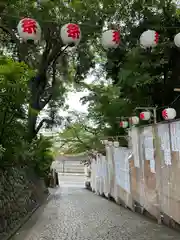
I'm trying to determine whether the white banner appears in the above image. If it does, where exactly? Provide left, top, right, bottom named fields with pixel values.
left=157, top=124, right=171, bottom=165
left=131, top=128, right=140, bottom=168
left=114, top=147, right=131, bottom=193
left=142, top=126, right=155, bottom=173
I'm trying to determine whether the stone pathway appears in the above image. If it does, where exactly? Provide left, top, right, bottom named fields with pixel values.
left=12, top=176, right=180, bottom=240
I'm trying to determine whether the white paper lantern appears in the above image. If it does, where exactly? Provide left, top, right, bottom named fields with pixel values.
left=140, top=30, right=159, bottom=48
left=174, top=33, right=180, bottom=48
left=119, top=121, right=128, bottom=128
left=129, top=116, right=139, bottom=125
left=108, top=141, right=113, bottom=146
left=103, top=140, right=108, bottom=145
left=101, top=140, right=107, bottom=145
left=101, top=30, right=120, bottom=49
left=162, top=108, right=176, bottom=120
left=17, top=18, right=41, bottom=43
left=113, top=141, right=119, bottom=147
left=61, top=23, right=81, bottom=45
left=139, top=111, right=151, bottom=121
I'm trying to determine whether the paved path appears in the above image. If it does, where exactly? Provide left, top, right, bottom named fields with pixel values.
left=12, top=175, right=179, bottom=240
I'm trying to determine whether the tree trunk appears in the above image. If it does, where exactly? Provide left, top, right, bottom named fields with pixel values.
left=28, top=108, right=38, bottom=141
left=28, top=74, right=41, bottom=141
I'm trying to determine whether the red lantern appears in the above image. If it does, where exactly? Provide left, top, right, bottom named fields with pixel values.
left=17, top=18, right=41, bottom=43
left=140, top=30, right=159, bottom=48
left=139, top=111, right=151, bottom=121
left=60, top=23, right=81, bottom=45
left=162, top=108, right=176, bottom=120
left=101, top=30, right=120, bottom=49
left=119, top=121, right=128, bottom=128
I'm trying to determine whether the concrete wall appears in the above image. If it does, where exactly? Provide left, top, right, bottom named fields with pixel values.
left=89, top=119, right=180, bottom=230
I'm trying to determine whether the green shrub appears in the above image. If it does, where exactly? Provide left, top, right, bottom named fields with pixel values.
left=28, top=136, right=54, bottom=178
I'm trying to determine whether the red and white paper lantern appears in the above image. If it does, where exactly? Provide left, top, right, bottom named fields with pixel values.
left=140, top=30, right=159, bottom=48
left=119, top=121, right=128, bottom=128
left=60, top=23, right=81, bottom=45
left=101, top=30, right=120, bottom=49
left=129, top=116, right=139, bottom=125
left=162, top=108, right=176, bottom=120
left=174, top=33, right=180, bottom=48
left=139, top=111, right=151, bottom=121
left=17, top=18, right=41, bottom=43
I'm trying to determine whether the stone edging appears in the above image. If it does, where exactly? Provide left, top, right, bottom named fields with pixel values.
left=2, top=193, right=49, bottom=240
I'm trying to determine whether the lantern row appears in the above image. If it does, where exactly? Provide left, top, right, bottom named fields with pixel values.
left=101, top=140, right=120, bottom=147
left=17, top=18, right=180, bottom=48
left=119, top=108, right=176, bottom=128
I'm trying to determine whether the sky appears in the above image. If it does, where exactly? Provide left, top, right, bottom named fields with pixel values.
left=64, top=91, right=88, bottom=113
left=40, top=91, right=88, bottom=135
left=59, top=74, right=95, bottom=117
left=40, top=76, right=93, bottom=135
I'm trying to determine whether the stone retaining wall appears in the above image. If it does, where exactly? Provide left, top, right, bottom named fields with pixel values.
left=0, top=167, right=48, bottom=239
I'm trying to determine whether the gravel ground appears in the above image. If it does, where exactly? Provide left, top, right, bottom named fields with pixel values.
left=12, top=175, right=180, bottom=240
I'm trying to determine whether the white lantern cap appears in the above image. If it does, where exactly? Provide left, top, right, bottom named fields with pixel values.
left=101, top=30, right=120, bottom=49
left=139, top=111, right=151, bottom=121
left=162, top=108, right=176, bottom=120
left=174, top=33, right=180, bottom=48
left=113, top=141, right=119, bottom=147
left=140, top=30, right=159, bottom=48
left=17, top=18, right=41, bottom=43
left=130, top=116, right=139, bottom=125
left=60, top=23, right=81, bottom=46
left=119, top=121, right=128, bottom=128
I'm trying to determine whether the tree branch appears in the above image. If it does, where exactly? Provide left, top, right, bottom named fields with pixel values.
left=81, top=124, right=98, bottom=135
left=35, top=118, right=52, bottom=135
left=39, top=59, right=57, bottom=110
left=0, top=23, right=24, bottom=61
left=66, top=120, right=91, bottom=150
left=72, top=112, right=98, bottom=135
left=38, top=37, right=52, bottom=75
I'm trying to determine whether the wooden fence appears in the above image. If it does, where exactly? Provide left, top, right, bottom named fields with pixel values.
left=89, top=120, right=180, bottom=228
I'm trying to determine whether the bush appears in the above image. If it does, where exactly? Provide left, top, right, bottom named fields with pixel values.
left=28, top=136, right=54, bottom=179
left=0, top=56, right=53, bottom=180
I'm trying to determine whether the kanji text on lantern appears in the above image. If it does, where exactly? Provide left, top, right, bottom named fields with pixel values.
left=22, top=18, right=37, bottom=34
left=67, top=24, right=80, bottom=39
left=112, top=31, right=120, bottom=44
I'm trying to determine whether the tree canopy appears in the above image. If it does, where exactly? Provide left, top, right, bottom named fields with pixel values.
left=81, top=0, right=180, bottom=136
left=1, top=0, right=180, bottom=156
left=56, top=0, right=180, bottom=154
